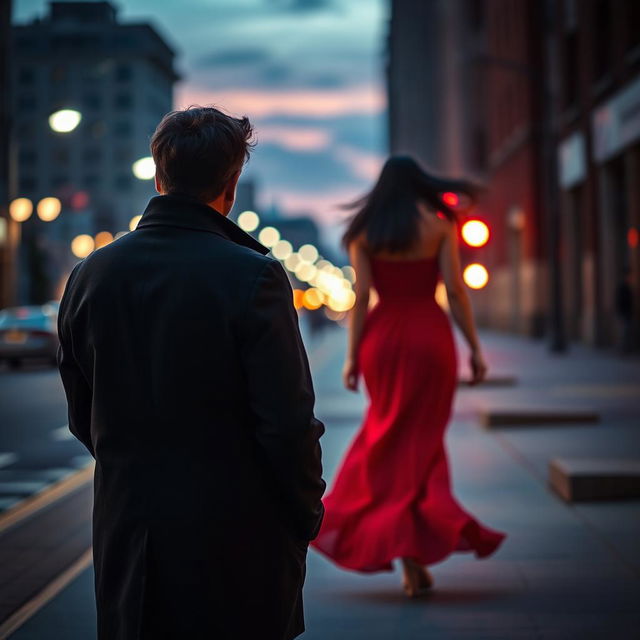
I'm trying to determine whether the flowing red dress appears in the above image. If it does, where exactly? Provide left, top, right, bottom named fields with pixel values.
left=311, top=256, right=506, bottom=572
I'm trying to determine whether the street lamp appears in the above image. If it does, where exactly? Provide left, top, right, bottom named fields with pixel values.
left=49, top=109, right=82, bottom=133
left=36, top=197, right=61, bottom=222
left=9, top=198, right=33, bottom=222
left=132, top=157, right=155, bottom=180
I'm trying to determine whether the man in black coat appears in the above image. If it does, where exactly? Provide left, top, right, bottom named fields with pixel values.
left=57, top=106, right=326, bottom=639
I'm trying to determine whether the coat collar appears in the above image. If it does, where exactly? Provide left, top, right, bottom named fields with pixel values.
left=137, top=194, right=269, bottom=256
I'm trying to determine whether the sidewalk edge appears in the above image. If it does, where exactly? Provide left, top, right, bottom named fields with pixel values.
left=0, top=548, right=93, bottom=639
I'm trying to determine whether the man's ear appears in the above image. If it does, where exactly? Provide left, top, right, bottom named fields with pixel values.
left=154, top=174, right=162, bottom=194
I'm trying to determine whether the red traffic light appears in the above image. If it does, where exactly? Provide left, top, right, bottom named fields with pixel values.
left=461, top=219, right=490, bottom=248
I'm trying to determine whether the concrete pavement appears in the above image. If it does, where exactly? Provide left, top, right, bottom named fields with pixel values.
left=8, top=326, right=640, bottom=639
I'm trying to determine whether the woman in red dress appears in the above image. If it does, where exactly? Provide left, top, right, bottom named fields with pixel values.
left=311, top=156, right=506, bottom=596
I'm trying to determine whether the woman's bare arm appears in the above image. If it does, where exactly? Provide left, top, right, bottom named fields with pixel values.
left=343, top=240, right=373, bottom=391
left=438, top=220, right=487, bottom=384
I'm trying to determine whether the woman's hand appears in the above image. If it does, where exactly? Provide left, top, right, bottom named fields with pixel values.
left=469, top=349, right=488, bottom=385
left=342, top=357, right=360, bottom=392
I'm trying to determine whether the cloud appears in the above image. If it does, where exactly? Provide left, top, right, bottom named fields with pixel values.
left=334, top=145, right=385, bottom=181
left=195, top=47, right=271, bottom=67
left=176, top=83, right=385, bottom=118
left=255, top=125, right=333, bottom=151
left=267, top=0, right=335, bottom=12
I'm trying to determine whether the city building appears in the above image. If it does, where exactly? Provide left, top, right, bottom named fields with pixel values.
left=388, top=0, right=640, bottom=351
left=555, top=0, right=640, bottom=348
left=11, top=1, right=177, bottom=301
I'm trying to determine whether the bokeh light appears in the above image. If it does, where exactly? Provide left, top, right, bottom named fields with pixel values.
left=463, top=263, right=489, bottom=289
left=71, top=234, right=94, bottom=258
left=292, top=289, right=305, bottom=310
left=49, top=109, right=82, bottom=133
left=258, top=226, right=280, bottom=248
left=237, top=210, right=260, bottom=232
left=272, top=239, right=293, bottom=260
left=298, top=244, right=319, bottom=263
left=95, top=231, right=114, bottom=249
left=461, top=219, right=490, bottom=248
left=9, top=198, right=33, bottom=222
left=132, top=157, right=156, bottom=180
left=302, top=288, right=324, bottom=310
left=442, top=192, right=459, bottom=207
left=36, top=197, right=62, bottom=222
left=129, top=215, right=142, bottom=231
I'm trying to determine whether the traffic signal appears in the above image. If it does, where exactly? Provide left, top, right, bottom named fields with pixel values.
left=440, top=192, right=491, bottom=290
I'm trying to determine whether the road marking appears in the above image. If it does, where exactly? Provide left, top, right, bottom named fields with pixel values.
left=0, top=452, right=18, bottom=469
left=51, top=424, right=73, bottom=441
left=0, top=548, right=93, bottom=639
left=0, top=463, right=94, bottom=535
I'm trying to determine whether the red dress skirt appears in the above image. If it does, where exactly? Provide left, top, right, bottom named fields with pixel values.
left=311, top=257, right=506, bottom=571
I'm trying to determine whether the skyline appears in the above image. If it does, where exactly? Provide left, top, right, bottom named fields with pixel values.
left=12, top=0, right=388, bottom=240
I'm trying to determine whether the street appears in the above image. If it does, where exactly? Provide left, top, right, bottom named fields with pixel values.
left=2, top=325, right=639, bottom=639
left=0, top=361, right=90, bottom=512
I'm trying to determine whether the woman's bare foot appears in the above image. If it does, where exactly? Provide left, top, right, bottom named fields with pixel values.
left=401, top=558, right=433, bottom=597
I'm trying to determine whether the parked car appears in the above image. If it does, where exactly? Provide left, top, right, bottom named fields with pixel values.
left=0, top=304, right=59, bottom=368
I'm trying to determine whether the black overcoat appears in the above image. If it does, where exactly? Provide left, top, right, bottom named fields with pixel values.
left=57, top=194, right=326, bottom=640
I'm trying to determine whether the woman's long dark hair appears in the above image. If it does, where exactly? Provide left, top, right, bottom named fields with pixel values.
left=342, top=155, right=478, bottom=253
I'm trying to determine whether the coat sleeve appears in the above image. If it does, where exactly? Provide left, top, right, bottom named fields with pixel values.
left=239, top=259, right=326, bottom=542
left=57, top=264, right=95, bottom=457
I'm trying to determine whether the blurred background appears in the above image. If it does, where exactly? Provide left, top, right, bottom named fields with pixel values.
left=1, top=0, right=639, bottom=353
left=0, top=1, right=639, bottom=639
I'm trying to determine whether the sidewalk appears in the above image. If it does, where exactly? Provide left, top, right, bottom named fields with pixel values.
left=9, top=327, right=640, bottom=639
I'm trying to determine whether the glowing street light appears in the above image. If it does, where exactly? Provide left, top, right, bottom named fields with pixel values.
left=461, top=219, right=490, bottom=248
left=9, top=198, right=33, bottom=222
left=463, top=263, right=489, bottom=289
left=49, top=109, right=82, bottom=133
left=258, top=226, right=280, bottom=248
left=272, top=239, right=293, bottom=260
left=71, top=234, right=95, bottom=258
left=298, top=244, right=319, bottom=263
left=36, top=197, right=62, bottom=222
left=95, top=231, right=114, bottom=249
left=237, top=210, right=259, bottom=232
left=132, top=156, right=155, bottom=180
left=129, top=215, right=142, bottom=231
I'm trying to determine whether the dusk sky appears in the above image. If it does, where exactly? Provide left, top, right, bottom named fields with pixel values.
left=13, top=0, right=388, bottom=241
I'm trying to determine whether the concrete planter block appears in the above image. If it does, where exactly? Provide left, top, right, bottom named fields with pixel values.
left=549, top=457, right=640, bottom=501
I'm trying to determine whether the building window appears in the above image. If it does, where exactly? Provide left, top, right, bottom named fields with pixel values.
left=84, top=146, right=102, bottom=164
left=114, top=92, right=133, bottom=109
left=593, top=0, right=611, bottom=82
left=83, top=93, right=102, bottom=111
left=51, top=146, right=70, bottom=166
left=83, top=174, right=100, bottom=189
left=51, top=175, right=68, bottom=189
left=50, top=65, right=68, bottom=85
left=115, top=63, right=132, bottom=82
left=88, top=120, right=107, bottom=139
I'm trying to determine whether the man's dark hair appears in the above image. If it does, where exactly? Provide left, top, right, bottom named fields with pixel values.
left=151, top=105, right=255, bottom=203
